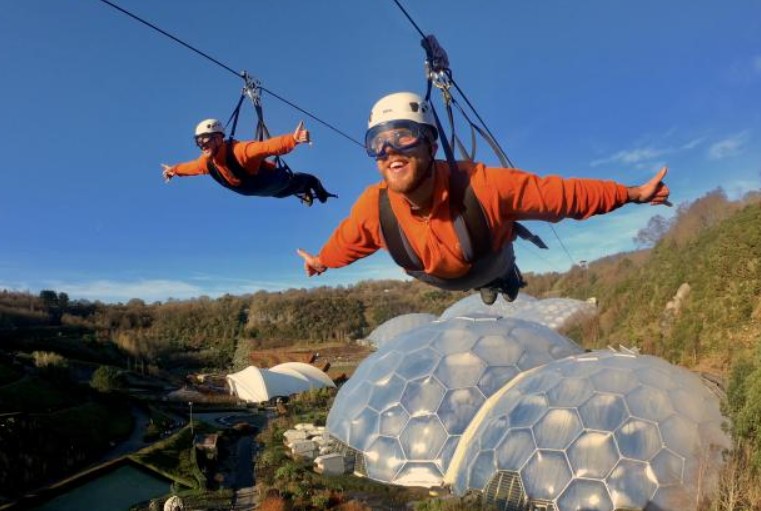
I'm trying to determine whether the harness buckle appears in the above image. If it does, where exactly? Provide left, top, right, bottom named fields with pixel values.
left=241, top=71, right=262, bottom=107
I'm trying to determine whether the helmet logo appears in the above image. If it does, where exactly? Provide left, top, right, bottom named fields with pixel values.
left=409, top=102, right=419, bottom=113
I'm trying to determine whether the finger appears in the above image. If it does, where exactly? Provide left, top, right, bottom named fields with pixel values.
left=652, top=165, right=668, bottom=183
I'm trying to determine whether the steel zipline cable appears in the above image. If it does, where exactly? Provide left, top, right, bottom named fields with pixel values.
left=95, top=0, right=365, bottom=148
left=391, top=0, right=578, bottom=269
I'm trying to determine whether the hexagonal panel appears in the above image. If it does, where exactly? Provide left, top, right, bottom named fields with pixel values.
left=579, top=393, right=628, bottom=431
left=434, top=352, right=486, bottom=388
left=522, top=450, right=572, bottom=501
left=365, top=350, right=404, bottom=382
left=432, top=326, right=479, bottom=354
left=567, top=431, right=619, bottom=479
left=509, top=394, right=549, bottom=427
left=395, top=347, right=441, bottom=380
left=478, top=365, right=521, bottom=396
left=467, top=450, right=496, bottom=491
left=379, top=404, right=409, bottom=436
left=606, top=459, right=658, bottom=510
left=547, top=377, right=594, bottom=407
left=400, top=376, right=446, bottom=416
left=533, top=408, right=582, bottom=449
left=557, top=479, right=614, bottom=511
left=368, top=374, right=406, bottom=412
left=590, top=367, right=637, bottom=394
left=400, top=415, right=447, bottom=460
left=394, top=462, right=443, bottom=487
left=494, top=428, right=536, bottom=471
left=615, top=418, right=662, bottom=461
left=659, top=413, right=700, bottom=458
left=650, top=448, right=685, bottom=486
left=365, top=436, right=405, bottom=482
left=439, top=387, right=485, bottom=435
left=349, top=408, right=379, bottom=451
left=626, top=386, right=675, bottom=422
left=473, top=334, right=525, bottom=366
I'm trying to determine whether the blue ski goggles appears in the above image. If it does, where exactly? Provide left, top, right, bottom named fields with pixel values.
left=365, top=120, right=431, bottom=159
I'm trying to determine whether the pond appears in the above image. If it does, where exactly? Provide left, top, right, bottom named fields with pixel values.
left=30, top=464, right=171, bottom=511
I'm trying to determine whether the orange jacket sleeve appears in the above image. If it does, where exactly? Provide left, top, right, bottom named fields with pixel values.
left=171, top=156, right=208, bottom=176
left=233, top=134, right=297, bottom=175
left=476, top=166, right=629, bottom=223
left=318, top=186, right=385, bottom=268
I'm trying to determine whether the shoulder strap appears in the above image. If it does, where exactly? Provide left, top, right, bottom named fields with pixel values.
left=448, top=167, right=491, bottom=261
left=378, top=188, right=424, bottom=271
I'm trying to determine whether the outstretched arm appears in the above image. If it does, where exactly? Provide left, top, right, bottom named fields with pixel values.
left=296, top=248, right=327, bottom=277
left=627, top=166, right=672, bottom=206
left=161, top=158, right=206, bottom=182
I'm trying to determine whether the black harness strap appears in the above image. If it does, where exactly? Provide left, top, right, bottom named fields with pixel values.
left=378, top=166, right=491, bottom=272
left=206, top=140, right=250, bottom=187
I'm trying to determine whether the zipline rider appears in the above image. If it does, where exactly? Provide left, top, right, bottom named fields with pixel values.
left=296, top=92, right=671, bottom=304
left=163, top=119, right=336, bottom=206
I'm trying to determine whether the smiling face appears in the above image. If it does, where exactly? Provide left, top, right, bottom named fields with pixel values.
left=376, top=140, right=436, bottom=196
left=195, top=133, right=224, bottom=157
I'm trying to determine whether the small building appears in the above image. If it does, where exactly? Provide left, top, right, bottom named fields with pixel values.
left=194, top=433, right=219, bottom=460
left=314, top=453, right=346, bottom=476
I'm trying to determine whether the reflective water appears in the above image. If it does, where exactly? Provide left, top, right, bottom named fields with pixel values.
left=31, top=465, right=170, bottom=511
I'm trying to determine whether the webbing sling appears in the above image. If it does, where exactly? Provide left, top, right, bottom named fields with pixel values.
left=206, top=140, right=250, bottom=189
left=378, top=166, right=491, bottom=272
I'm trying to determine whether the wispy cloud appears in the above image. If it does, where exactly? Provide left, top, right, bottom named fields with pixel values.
left=591, top=147, right=668, bottom=167
left=45, top=279, right=204, bottom=303
left=708, top=131, right=749, bottom=160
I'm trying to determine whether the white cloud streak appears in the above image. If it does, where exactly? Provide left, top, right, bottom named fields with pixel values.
left=708, top=131, right=749, bottom=160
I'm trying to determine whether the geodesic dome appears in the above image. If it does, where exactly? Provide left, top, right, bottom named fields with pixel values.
left=439, top=292, right=536, bottom=321
left=367, top=312, right=437, bottom=349
left=440, top=294, right=596, bottom=333
left=445, top=351, right=731, bottom=511
left=326, top=315, right=583, bottom=488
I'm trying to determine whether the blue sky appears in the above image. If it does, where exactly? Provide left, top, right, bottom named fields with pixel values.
left=1, top=1, right=759, bottom=303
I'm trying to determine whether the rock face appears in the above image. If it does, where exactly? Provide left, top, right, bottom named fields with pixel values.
left=661, top=282, right=691, bottom=337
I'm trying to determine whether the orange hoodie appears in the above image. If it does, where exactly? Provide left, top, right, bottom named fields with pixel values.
left=170, top=134, right=297, bottom=186
left=318, top=161, right=629, bottom=279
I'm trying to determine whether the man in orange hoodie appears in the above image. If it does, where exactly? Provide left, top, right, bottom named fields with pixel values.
left=162, top=119, right=336, bottom=206
left=296, top=92, right=670, bottom=304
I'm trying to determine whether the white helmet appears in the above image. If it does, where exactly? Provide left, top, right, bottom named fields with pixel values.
left=367, top=92, right=437, bottom=139
left=194, top=118, right=225, bottom=137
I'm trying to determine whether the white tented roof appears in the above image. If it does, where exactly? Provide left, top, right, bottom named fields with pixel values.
left=227, top=363, right=335, bottom=403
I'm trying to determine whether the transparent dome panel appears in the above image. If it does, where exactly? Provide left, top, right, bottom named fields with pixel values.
left=431, top=325, right=480, bottom=354
left=393, top=461, right=443, bottom=487
left=434, top=352, right=486, bottom=388
left=650, top=448, right=685, bottom=486
left=473, top=334, right=525, bottom=366
left=400, top=376, right=446, bottom=416
left=547, top=377, right=594, bottom=407
left=671, top=388, right=709, bottom=423
left=626, top=386, right=675, bottom=422
left=578, top=393, right=628, bottom=431
left=348, top=407, right=379, bottom=451
left=366, top=350, right=405, bottom=382
left=649, top=483, right=693, bottom=511
left=606, top=459, right=658, bottom=510
left=557, top=479, right=614, bottom=511
left=379, top=404, right=409, bottom=436
left=399, top=415, right=447, bottom=460
left=615, top=419, right=662, bottom=461
left=508, top=394, right=549, bottom=427
left=533, top=408, right=582, bottom=449
left=477, top=365, right=521, bottom=396
left=521, top=450, right=572, bottom=501
left=368, top=373, right=406, bottom=412
left=478, top=414, right=509, bottom=451
left=437, top=435, right=461, bottom=473
left=567, top=431, right=619, bottom=479
left=395, top=347, right=440, bottom=380
left=364, top=436, right=405, bottom=482
left=659, top=414, right=699, bottom=458
left=439, top=387, right=485, bottom=435
left=590, top=367, right=637, bottom=394
left=494, top=428, right=536, bottom=471
left=467, top=449, right=496, bottom=491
